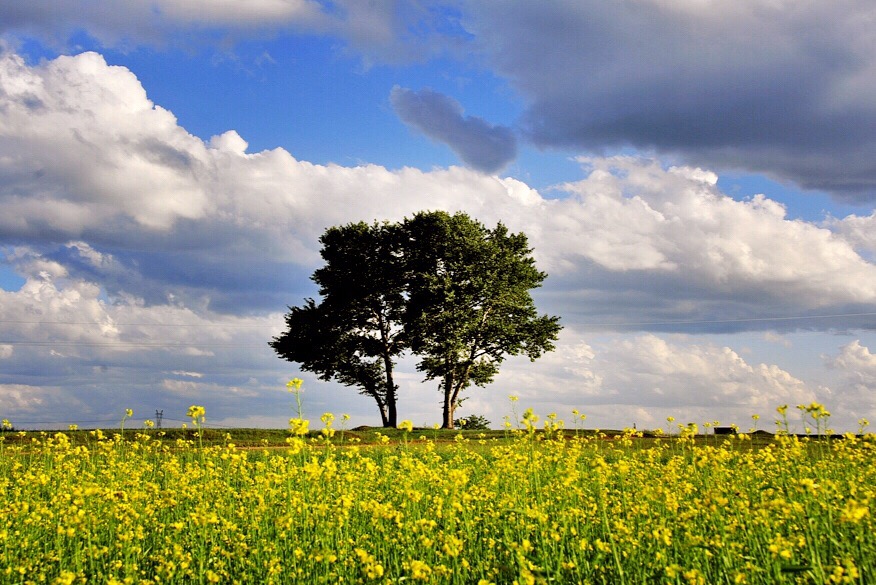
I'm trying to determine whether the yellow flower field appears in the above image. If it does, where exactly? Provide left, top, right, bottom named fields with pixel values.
left=0, top=407, right=874, bottom=584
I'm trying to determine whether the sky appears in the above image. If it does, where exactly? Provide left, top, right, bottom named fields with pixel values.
left=1, top=0, right=876, bottom=433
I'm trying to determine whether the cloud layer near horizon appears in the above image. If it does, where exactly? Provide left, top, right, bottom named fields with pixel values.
left=1, top=50, right=875, bottom=430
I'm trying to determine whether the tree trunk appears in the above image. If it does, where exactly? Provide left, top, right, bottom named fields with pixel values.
left=441, top=373, right=455, bottom=429
left=378, top=313, right=398, bottom=428
left=371, top=391, right=389, bottom=427
left=386, top=391, right=397, bottom=428
left=442, top=363, right=471, bottom=429
left=382, top=353, right=398, bottom=428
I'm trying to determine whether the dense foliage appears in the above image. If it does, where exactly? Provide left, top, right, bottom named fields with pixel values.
left=271, top=222, right=407, bottom=427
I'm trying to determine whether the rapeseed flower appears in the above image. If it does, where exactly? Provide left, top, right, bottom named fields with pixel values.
left=289, top=417, right=309, bottom=436
left=1, top=402, right=873, bottom=583
left=186, top=405, right=206, bottom=422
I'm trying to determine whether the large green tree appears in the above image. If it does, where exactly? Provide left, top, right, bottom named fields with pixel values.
left=270, top=221, right=407, bottom=427
left=402, top=211, right=562, bottom=429
left=271, top=212, right=561, bottom=428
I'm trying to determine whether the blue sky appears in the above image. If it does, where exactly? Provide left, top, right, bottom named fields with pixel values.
left=2, top=1, right=876, bottom=432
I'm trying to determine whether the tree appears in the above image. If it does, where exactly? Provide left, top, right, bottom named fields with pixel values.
left=402, top=211, right=562, bottom=429
left=271, top=212, right=561, bottom=428
left=270, top=221, right=407, bottom=427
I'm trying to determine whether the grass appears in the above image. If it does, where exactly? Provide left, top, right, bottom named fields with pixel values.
left=0, top=407, right=873, bottom=584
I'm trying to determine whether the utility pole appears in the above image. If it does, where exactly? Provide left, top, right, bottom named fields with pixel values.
left=155, top=409, right=163, bottom=429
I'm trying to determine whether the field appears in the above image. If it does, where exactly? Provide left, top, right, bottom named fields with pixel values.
left=0, top=406, right=874, bottom=584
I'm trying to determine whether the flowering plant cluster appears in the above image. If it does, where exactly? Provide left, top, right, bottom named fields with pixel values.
left=0, top=401, right=872, bottom=583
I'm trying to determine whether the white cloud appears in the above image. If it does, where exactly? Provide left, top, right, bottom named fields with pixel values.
left=0, top=261, right=297, bottom=426
left=1, top=50, right=875, bottom=430
left=0, top=0, right=443, bottom=65
left=170, top=370, right=204, bottom=378
left=830, top=212, right=876, bottom=259
left=826, top=340, right=876, bottom=425
left=161, top=379, right=258, bottom=399
left=7, top=52, right=874, bottom=321
left=763, top=332, right=792, bottom=348
left=209, top=130, right=248, bottom=155
left=530, top=158, right=876, bottom=322
left=452, top=329, right=819, bottom=431
left=0, top=51, right=210, bottom=231
left=831, top=340, right=876, bottom=372
left=6, top=2, right=876, bottom=199
left=0, top=384, right=49, bottom=411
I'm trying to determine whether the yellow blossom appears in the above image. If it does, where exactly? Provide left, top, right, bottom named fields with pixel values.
left=186, top=405, right=205, bottom=422
left=289, top=418, right=310, bottom=436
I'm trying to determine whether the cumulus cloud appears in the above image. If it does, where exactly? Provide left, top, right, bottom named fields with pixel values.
left=826, top=340, right=876, bottom=424
left=1, top=50, right=875, bottom=429
left=0, top=51, right=210, bottom=232
left=481, top=330, right=817, bottom=430
left=390, top=86, right=517, bottom=173
left=3, top=51, right=876, bottom=323
left=0, top=51, right=533, bottom=311
left=829, top=212, right=876, bottom=261
left=5, top=2, right=876, bottom=198
left=526, top=157, right=876, bottom=331
left=0, top=260, right=296, bottom=423
left=0, top=384, right=50, bottom=411
left=458, top=0, right=876, bottom=201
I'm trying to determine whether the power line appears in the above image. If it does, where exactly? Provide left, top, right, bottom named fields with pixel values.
left=0, top=319, right=279, bottom=328
left=575, top=311, right=876, bottom=328
left=0, top=340, right=271, bottom=348
left=5, top=417, right=238, bottom=429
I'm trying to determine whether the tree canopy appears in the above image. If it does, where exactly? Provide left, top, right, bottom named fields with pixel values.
left=270, top=211, right=561, bottom=428
left=270, top=221, right=407, bottom=427
left=403, top=211, right=562, bottom=428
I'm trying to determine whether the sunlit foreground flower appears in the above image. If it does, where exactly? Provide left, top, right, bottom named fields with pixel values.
left=0, top=403, right=873, bottom=584
left=186, top=405, right=206, bottom=423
